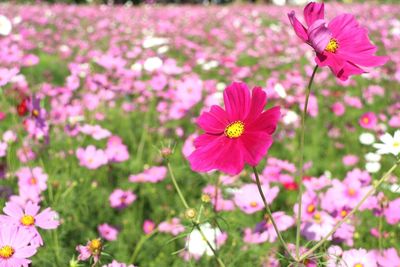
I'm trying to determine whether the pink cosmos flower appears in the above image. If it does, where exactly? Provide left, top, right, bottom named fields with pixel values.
left=105, top=136, right=129, bottom=163
left=129, top=166, right=167, bottom=183
left=102, top=260, right=136, bottom=267
left=331, top=102, right=345, bottom=116
left=76, top=145, right=108, bottom=170
left=339, top=249, right=377, bottom=267
left=302, top=211, right=335, bottom=241
left=0, top=201, right=59, bottom=246
left=359, top=112, right=378, bottom=129
left=76, top=239, right=102, bottom=263
left=233, top=183, right=279, bottom=214
left=143, top=220, right=156, bottom=234
left=109, top=189, right=137, bottom=209
left=288, top=2, right=388, bottom=80
left=243, top=212, right=294, bottom=244
left=342, top=155, right=359, bottom=166
left=0, top=226, right=37, bottom=267
left=16, top=167, right=48, bottom=194
left=158, top=218, right=185, bottom=236
left=188, top=82, right=280, bottom=175
left=384, top=198, right=400, bottom=225
left=98, top=224, right=119, bottom=241
left=377, top=248, right=400, bottom=267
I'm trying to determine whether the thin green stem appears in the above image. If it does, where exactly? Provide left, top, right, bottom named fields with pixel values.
left=299, top=161, right=399, bottom=262
left=129, top=230, right=158, bottom=264
left=295, top=65, right=319, bottom=259
left=167, top=161, right=189, bottom=209
left=193, top=223, right=226, bottom=267
left=166, top=161, right=226, bottom=267
left=252, top=166, right=295, bottom=262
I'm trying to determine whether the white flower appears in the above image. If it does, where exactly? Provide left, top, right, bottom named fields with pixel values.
left=282, top=110, right=299, bottom=125
left=359, top=132, right=375, bottom=145
left=365, top=162, right=381, bottom=173
left=0, top=15, right=12, bottom=36
left=274, top=83, right=287, bottom=99
left=143, top=57, right=163, bottom=72
left=373, top=130, right=400, bottom=156
left=186, top=223, right=221, bottom=257
left=365, top=152, right=381, bottom=162
left=142, top=36, right=169, bottom=49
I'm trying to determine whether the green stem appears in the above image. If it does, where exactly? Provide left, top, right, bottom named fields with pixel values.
left=252, top=167, right=295, bottom=261
left=166, top=161, right=226, bottom=267
left=295, top=65, right=319, bottom=259
left=299, top=161, right=399, bottom=262
left=128, top=230, right=158, bottom=264
left=167, top=161, right=189, bottom=209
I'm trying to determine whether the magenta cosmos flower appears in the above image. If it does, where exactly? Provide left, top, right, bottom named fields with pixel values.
left=188, top=82, right=280, bottom=175
left=0, top=226, right=37, bottom=267
left=288, top=2, right=388, bottom=80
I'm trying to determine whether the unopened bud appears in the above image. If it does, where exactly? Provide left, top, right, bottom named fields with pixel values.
left=185, top=208, right=197, bottom=220
left=201, top=194, right=211, bottom=203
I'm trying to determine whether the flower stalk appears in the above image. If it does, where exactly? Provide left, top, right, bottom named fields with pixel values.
left=295, top=65, right=319, bottom=259
left=252, top=166, right=295, bottom=261
left=166, top=161, right=226, bottom=267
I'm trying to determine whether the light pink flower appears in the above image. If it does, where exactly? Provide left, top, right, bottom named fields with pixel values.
left=0, top=201, right=59, bottom=245
left=98, top=224, right=118, bottom=241
left=158, top=218, right=185, bottom=236
left=0, top=226, right=37, bottom=267
left=339, top=249, right=377, bottom=267
left=243, top=212, right=294, bottom=244
left=17, top=167, right=48, bottom=194
left=76, top=145, right=108, bottom=169
left=129, top=166, right=167, bottom=183
left=109, top=189, right=136, bottom=209
left=234, top=183, right=279, bottom=214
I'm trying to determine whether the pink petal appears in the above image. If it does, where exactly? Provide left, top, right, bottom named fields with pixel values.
left=189, top=136, right=244, bottom=175
left=35, top=208, right=59, bottom=229
left=13, top=246, right=37, bottom=259
left=24, top=202, right=40, bottom=217
left=244, top=87, right=267, bottom=124
left=288, top=11, right=308, bottom=42
left=3, top=202, right=24, bottom=219
left=247, top=106, right=280, bottom=134
left=307, top=19, right=331, bottom=53
left=240, top=131, right=273, bottom=166
left=197, top=105, right=229, bottom=134
left=304, top=2, right=325, bottom=27
left=223, top=82, right=251, bottom=121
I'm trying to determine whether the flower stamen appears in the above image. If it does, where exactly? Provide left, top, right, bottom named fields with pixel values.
left=20, top=215, right=35, bottom=226
left=224, top=121, right=245, bottom=138
left=0, top=245, right=14, bottom=259
left=325, top=38, right=339, bottom=53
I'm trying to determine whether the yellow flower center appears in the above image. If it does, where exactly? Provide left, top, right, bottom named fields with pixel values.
left=0, top=245, right=14, bottom=259
left=249, top=201, right=258, bottom=207
left=393, top=142, right=400, bottom=148
left=20, top=215, right=35, bottom=226
left=348, top=188, right=356, bottom=196
left=32, top=109, right=39, bottom=117
left=306, top=204, right=315, bottom=214
left=88, top=239, right=102, bottom=254
left=362, top=117, right=370, bottom=124
left=224, top=121, right=245, bottom=138
left=325, top=38, right=339, bottom=53
left=340, top=210, right=348, bottom=218
left=29, top=177, right=37, bottom=185
left=354, top=264, right=364, bottom=267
